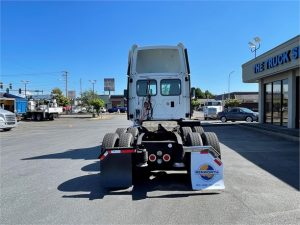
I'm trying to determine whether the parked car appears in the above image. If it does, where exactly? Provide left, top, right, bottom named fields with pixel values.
left=108, top=106, right=127, bottom=113
left=100, top=107, right=107, bottom=113
left=217, top=107, right=258, bottom=122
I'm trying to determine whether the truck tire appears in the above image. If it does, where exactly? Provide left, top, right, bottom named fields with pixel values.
left=187, top=132, right=203, bottom=146
left=193, top=126, right=204, bottom=135
left=115, top=128, right=127, bottom=137
left=102, top=133, right=119, bottom=149
left=201, top=132, right=221, bottom=158
left=31, top=114, right=36, bottom=121
left=127, top=127, right=139, bottom=138
left=3, top=128, right=12, bottom=131
left=119, top=133, right=133, bottom=147
left=101, top=133, right=132, bottom=188
left=49, top=114, right=54, bottom=121
left=185, top=132, right=203, bottom=182
left=182, top=126, right=192, bottom=142
left=36, top=113, right=43, bottom=121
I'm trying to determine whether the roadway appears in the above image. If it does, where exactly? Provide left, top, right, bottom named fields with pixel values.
left=1, top=115, right=299, bottom=224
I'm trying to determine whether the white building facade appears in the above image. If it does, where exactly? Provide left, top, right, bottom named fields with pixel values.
left=242, top=35, right=299, bottom=129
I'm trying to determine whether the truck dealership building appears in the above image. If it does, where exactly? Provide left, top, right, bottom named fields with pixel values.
left=242, top=35, right=299, bottom=129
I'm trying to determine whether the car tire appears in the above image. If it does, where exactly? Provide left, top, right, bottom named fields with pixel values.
left=245, top=116, right=253, bottom=122
left=220, top=116, right=227, bottom=123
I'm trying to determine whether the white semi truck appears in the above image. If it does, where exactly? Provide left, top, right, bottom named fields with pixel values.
left=25, top=96, right=63, bottom=121
left=0, top=108, right=17, bottom=131
left=99, top=44, right=224, bottom=190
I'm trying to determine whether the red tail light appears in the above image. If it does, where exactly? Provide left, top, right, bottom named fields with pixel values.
left=149, top=154, right=157, bottom=162
left=163, top=154, right=171, bottom=162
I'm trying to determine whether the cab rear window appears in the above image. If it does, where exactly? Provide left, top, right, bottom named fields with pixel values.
left=136, top=80, right=157, bottom=96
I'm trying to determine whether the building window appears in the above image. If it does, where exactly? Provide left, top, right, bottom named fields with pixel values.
left=264, top=79, right=288, bottom=126
left=282, top=79, right=288, bottom=126
left=273, top=80, right=281, bottom=125
left=265, top=83, right=272, bottom=124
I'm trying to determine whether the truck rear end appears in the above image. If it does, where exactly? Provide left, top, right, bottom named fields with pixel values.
left=99, top=44, right=224, bottom=191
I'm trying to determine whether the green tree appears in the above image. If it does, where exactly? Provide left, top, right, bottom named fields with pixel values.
left=191, top=99, right=201, bottom=110
left=225, top=99, right=241, bottom=107
left=51, top=88, right=70, bottom=106
left=195, top=88, right=205, bottom=99
left=204, top=90, right=215, bottom=99
left=80, top=90, right=105, bottom=113
left=90, top=98, right=105, bottom=115
left=80, top=90, right=95, bottom=107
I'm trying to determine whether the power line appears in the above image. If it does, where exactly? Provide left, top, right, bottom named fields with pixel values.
left=1, top=71, right=62, bottom=77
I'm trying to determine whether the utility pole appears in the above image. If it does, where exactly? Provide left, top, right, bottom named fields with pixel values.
left=228, top=71, right=235, bottom=99
left=62, top=71, right=68, bottom=98
left=80, top=78, right=82, bottom=98
left=21, top=80, right=30, bottom=97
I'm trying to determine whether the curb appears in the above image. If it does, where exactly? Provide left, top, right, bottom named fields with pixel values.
left=237, top=124, right=299, bottom=142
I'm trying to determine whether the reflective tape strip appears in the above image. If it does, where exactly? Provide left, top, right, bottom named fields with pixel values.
left=110, top=150, right=121, bottom=154
left=121, top=149, right=136, bottom=154
left=99, top=149, right=136, bottom=161
left=100, top=151, right=109, bottom=161
left=200, top=150, right=209, bottom=154
left=214, top=158, right=222, bottom=166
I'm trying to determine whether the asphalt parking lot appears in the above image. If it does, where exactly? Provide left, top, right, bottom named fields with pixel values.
left=1, top=115, right=299, bottom=225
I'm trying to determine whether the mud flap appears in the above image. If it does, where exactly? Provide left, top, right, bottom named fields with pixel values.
left=190, top=151, right=224, bottom=190
left=100, top=154, right=133, bottom=188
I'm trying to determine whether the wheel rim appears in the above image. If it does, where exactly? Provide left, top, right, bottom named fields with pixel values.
left=221, top=117, right=226, bottom=122
left=246, top=117, right=252, bottom=122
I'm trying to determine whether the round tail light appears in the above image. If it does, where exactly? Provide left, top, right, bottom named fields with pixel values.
left=163, top=154, right=171, bottom=162
left=149, top=154, right=157, bottom=162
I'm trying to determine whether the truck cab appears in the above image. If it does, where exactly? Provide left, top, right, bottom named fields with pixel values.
left=127, top=43, right=192, bottom=123
left=0, top=108, right=17, bottom=131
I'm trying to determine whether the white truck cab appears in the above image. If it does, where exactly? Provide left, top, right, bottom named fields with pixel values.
left=0, top=108, right=17, bottom=131
left=127, top=43, right=192, bottom=123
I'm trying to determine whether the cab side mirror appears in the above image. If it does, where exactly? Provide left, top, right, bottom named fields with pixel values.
left=191, top=87, right=195, bottom=99
left=124, top=89, right=128, bottom=99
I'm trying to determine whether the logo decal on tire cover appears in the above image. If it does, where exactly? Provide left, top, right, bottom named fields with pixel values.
left=195, top=164, right=219, bottom=181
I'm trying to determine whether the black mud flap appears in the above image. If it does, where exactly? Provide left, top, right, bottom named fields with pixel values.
left=100, top=154, right=133, bottom=188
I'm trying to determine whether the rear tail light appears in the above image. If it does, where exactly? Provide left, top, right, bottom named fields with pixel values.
left=149, top=154, right=157, bottom=162
left=163, top=154, right=171, bottom=162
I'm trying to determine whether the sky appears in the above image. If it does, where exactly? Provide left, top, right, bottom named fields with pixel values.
left=1, top=0, right=299, bottom=97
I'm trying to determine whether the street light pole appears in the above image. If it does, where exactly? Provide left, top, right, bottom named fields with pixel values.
left=89, top=80, right=97, bottom=99
left=21, top=80, right=30, bottom=97
left=228, top=71, right=235, bottom=99
left=248, top=37, right=261, bottom=58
